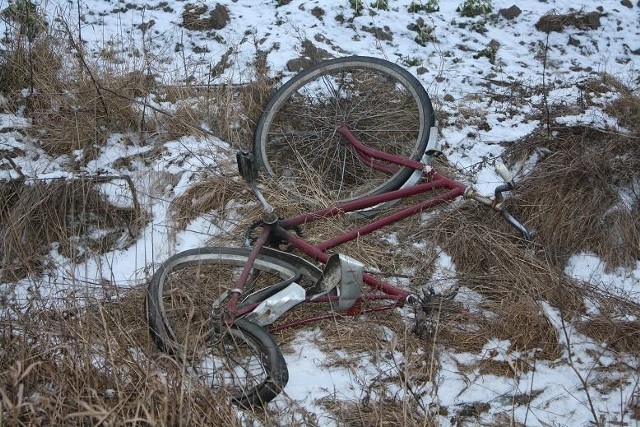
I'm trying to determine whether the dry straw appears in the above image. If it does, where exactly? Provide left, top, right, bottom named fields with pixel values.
left=0, top=287, right=241, bottom=425
left=1, top=7, right=639, bottom=422
left=1, top=178, right=144, bottom=281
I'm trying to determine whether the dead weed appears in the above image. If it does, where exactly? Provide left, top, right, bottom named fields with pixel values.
left=0, top=178, right=145, bottom=281
left=0, top=287, right=240, bottom=425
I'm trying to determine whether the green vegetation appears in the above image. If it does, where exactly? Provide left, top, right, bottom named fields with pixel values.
left=350, top=0, right=364, bottom=15
left=457, top=0, right=492, bottom=17
left=408, top=0, right=440, bottom=13
left=371, top=0, right=389, bottom=10
left=407, top=19, right=437, bottom=45
left=400, top=56, right=422, bottom=67
left=456, top=19, right=488, bottom=34
left=473, top=45, right=497, bottom=63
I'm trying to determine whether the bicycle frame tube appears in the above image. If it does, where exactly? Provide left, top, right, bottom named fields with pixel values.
left=282, top=177, right=465, bottom=251
left=337, top=124, right=427, bottom=172
left=279, top=125, right=466, bottom=250
left=225, top=227, right=272, bottom=321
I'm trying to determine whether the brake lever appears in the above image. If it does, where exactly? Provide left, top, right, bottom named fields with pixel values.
left=465, top=162, right=534, bottom=241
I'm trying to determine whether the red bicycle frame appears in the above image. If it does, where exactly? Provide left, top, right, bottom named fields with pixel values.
left=226, top=126, right=468, bottom=329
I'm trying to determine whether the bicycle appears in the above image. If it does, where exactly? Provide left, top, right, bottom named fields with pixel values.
left=145, top=56, right=533, bottom=407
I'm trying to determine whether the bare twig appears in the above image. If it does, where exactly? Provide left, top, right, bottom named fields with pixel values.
left=558, top=307, right=601, bottom=426
left=61, top=21, right=110, bottom=121
left=541, top=33, right=551, bottom=138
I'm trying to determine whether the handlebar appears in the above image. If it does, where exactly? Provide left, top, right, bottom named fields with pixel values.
left=463, top=162, right=534, bottom=241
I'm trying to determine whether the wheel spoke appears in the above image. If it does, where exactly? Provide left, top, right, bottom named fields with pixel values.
left=146, top=248, right=300, bottom=405
left=255, top=56, right=433, bottom=205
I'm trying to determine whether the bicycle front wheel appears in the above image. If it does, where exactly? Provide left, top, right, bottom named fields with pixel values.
left=146, top=247, right=306, bottom=406
left=254, top=56, right=435, bottom=206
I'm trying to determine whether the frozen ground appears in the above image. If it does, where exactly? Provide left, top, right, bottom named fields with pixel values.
left=1, top=0, right=639, bottom=425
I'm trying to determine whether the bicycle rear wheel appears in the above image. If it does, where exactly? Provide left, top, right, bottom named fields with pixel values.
left=146, top=247, right=317, bottom=405
left=254, top=56, right=435, bottom=206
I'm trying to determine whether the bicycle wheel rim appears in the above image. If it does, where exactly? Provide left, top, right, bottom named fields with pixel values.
left=255, top=56, right=435, bottom=206
left=147, top=247, right=301, bottom=354
left=189, top=318, right=288, bottom=407
left=146, top=247, right=300, bottom=405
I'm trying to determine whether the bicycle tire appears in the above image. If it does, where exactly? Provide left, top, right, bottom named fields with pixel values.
left=254, top=55, right=435, bottom=206
left=146, top=246, right=318, bottom=405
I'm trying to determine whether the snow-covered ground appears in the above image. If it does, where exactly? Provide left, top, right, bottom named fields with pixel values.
left=1, top=0, right=639, bottom=425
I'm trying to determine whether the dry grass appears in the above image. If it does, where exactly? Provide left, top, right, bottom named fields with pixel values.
left=535, top=10, right=601, bottom=33
left=504, top=75, right=640, bottom=271
left=576, top=316, right=640, bottom=353
left=216, top=53, right=278, bottom=149
left=0, top=287, right=241, bottom=426
left=0, top=178, right=145, bottom=281
left=0, top=37, right=62, bottom=98
left=0, top=29, right=152, bottom=163
left=0, top=19, right=278, bottom=165
left=319, top=397, right=436, bottom=427
left=29, top=77, right=145, bottom=162
left=169, top=172, right=248, bottom=230
left=424, top=204, right=584, bottom=303
left=508, top=125, right=639, bottom=269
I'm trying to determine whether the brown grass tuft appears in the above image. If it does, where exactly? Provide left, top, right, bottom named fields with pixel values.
left=505, top=77, right=640, bottom=270
left=413, top=202, right=583, bottom=357
left=0, top=27, right=153, bottom=163
left=151, top=52, right=278, bottom=148
left=0, top=287, right=240, bottom=425
left=511, top=125, right=639, bottom=269
left=213, top=53, right=279, bottom=149
left=1, top=178, right=145, bottom=281
left=576, top=317, right=640, bottom=353
left=29, top=75, right=146, bottom=162
left=0, top=38, right=62, bottom=98
left=535, top=10, right=601, bottom=33
left=320, top=397, right=436, bottom=427
left=169, top=173, right=248, bottom=230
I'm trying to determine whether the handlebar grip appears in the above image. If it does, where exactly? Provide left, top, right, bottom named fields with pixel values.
left=502, top=210, right=534, bottom=241
left=495, top=162, right=514, bottom=185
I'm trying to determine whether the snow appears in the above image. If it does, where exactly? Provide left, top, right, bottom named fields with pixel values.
left=566, top=253, right=640, bottom=307
left=1, top=0, right=639, bottom=425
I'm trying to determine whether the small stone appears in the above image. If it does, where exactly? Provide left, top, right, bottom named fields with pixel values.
left=286, top=57, right=312, bottom=72
left=499, top=5, right=522, bottom=20
left=311, top=6, right=325, bottom=19
left=210, top=4, right=230, bottom=29
left=585, top=12, right=601, bottom=29
left=443, top=94, right=455, bottom=102
left=621, top=0, right=633, bottom=8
